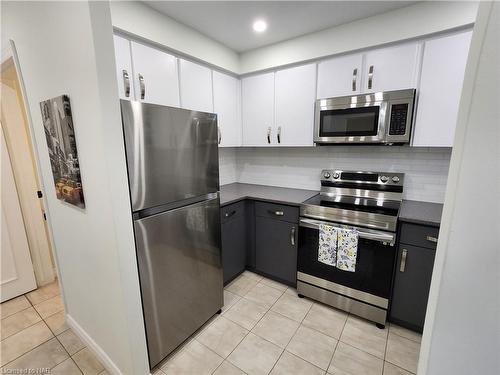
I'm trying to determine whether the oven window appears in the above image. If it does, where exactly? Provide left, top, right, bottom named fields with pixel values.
left=319, top=106, right=380, bottom=137
left=297, top=225, right=396, bottom=299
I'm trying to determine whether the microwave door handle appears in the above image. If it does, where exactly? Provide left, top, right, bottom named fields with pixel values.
left=299, top=218, right=395, bottom=245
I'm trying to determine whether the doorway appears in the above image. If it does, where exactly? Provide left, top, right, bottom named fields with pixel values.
left=1, top=52, right=56, bottom=301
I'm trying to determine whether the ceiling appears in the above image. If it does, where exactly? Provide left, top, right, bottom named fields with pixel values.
left=143, top=1, right=417, bottom=53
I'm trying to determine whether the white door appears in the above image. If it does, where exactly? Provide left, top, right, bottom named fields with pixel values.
left=242, top=72, right=275, bottom=146
left=413, top=30, right=472, bottom=147
left=1, top=128, right=37, bottom=302
left=317, top=53, right=363, bottom=98
left=179, top=59, right=213, bottom=112
left=113, top=35, right=135, bottom=100
left=363, top=42, right=420, bottom=93
left=275, top=63, right=317, bottom=146
left=213, top=71, right=241, bottom=147
left=130, top=41, right=180, bottom=107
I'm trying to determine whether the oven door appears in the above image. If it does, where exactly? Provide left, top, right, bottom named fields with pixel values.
left=314, top=101, right=388, bottom=144
left=297, top=218, right=396, bottom=309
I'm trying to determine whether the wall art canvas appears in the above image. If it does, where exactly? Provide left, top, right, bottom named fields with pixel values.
left=40, top=95, right=85, bottom=208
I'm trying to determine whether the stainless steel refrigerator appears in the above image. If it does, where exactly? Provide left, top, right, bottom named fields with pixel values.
left=120, top=100, right=223, bottom=369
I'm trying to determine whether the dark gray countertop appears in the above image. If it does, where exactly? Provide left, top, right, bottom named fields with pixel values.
left=220, top=183, right=318, bottom=207
left=399, top=200, right=443, bottom=227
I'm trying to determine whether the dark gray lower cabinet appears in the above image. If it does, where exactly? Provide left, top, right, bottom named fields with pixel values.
left=221, top=202, right=247, bottom=285
left=255, top=216, right=298, bottom=286
left=390, top=223, right=438, bottom=332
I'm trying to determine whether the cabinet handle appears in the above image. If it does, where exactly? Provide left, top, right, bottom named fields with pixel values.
left=218, top=126, right=222, bottom=145
left=368, top=65, right=374, bottom=90
left=267, top=126, right=271, bottom=144
left=122, top=70, right=130, bottom=98
left=291, top=226, right=296, bottom=246
left=352, top=68, right=357, bottom=91
left=399, top=249, right=408, bottom=272
left=277, top=126, right=281, bottom=144
left=224, top=210, right=236, bottom=218
left=426, top=235, right=438, bottom=243
left=269, top=210, right=284, bottom=216
left=139, top=73, right=145, bottom=100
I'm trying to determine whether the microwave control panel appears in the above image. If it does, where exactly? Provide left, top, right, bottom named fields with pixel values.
left=388, top=103, right=409, bottom=136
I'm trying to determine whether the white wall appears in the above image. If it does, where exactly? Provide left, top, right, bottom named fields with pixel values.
left=230, top=147, right=451, bottom=203
left=418, top=2, right=500, bottom=374
left=219, top=148, right=238, bottom=185
left=240, top=1, right=478, bottom=74
left=1, top=2, right=148, bottom=374
left=110, top=1, right=240, bottom=74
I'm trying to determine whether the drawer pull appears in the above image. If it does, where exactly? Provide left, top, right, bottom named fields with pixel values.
left=269, top=210, right=284, bottom=216
left=290, top=226, right=296, bottom=246
left=267, top=127, right=271, bottom=144
left=426, top=235, right=438, bottom=243
left=352, top=68, right=357, bottom=91
left=368, top=65, right=374, bottom=90
left=224, top=210, right=236, bottom=218
left=400, top=249, right=408, bottom=272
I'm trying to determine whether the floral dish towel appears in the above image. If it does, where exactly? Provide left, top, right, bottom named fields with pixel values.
left=318, top=223, right=338, bottom=266
left=336, top=227, right=359, bottom=272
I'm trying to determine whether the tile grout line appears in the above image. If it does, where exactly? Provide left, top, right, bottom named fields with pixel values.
left=1, top=291, right=67, bottom=369
left=268, top=294, right=315, bottom=374
left=224, top=281, right=288, bottom=373
left=325, top=312, right=350, bottom=374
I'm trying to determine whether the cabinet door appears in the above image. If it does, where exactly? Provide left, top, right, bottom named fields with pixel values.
left=113, top=35, right=135, bottom=100
left=130, top=41, right=180, bottom=107
left=221, top=211, right=246, bottom=285
left=275, top=64, right=317, bottom=146
left=317, top=54, right=363, bottom=98
left=391, top=244, right=436, bottom=331
left=413, top=30, right=472, bottom=147
left=241, top=72, right=275, bottom=146
left=179, top=59, right=213, bottom=113
left=364, top=43, right=420, bottom=93
left=256, top=217, right=297, bottom=285
left=213, top=71, right=241, bottom=147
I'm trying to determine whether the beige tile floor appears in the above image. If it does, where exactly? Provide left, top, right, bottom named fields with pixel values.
left=155, top=271, right=422, bottom=375
left=0, top=280, right=108, bottom=375
left=1, top=273, right=421, bottom=375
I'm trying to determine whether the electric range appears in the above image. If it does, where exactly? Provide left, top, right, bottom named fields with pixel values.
left=297, top=169, right=404, bottom=327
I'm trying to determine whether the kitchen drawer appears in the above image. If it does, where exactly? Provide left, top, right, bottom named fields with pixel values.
left=221, top=201, right=245, bottom=224
left=255, top=201, right=299, bottom=223
left=400, top=223, right=439, bottom=249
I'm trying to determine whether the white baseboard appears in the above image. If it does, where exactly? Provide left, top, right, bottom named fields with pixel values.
left=66, top=314, right=123, bottom=375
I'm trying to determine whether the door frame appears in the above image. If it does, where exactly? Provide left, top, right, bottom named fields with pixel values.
left=1, top=41, right=57, bottom=287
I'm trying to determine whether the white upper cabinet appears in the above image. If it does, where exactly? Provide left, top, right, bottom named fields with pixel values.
left=363, top=42, right=420, bottom=93
left=213, top=71, right=241, bottom=147
left=113, top=35, right=135, bottom=100
left=413, top=30, right=472, bottom=147
left=275, top=64, right=317, bottom=146
left=317, top=54, right=363, bottom=98
left=179, top=59, right=213, bottom=113
left=130, top=41, right=180, bottom=107
left=242, top=72, right=275, bottom=146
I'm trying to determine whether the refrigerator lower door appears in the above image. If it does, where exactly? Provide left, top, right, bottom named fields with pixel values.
left=134, top=196, right=222, bottom=369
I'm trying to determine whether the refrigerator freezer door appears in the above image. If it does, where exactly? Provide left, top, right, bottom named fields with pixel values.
left=121, top=100, right=219, bottom=212
left=134, top=197, right=223, bottom=369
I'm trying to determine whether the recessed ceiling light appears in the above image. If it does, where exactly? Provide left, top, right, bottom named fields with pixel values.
left=253, top=19, right=267, bottom=33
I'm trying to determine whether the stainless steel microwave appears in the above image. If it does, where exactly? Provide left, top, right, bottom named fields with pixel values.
left=314, top=89, right=416, bottom=145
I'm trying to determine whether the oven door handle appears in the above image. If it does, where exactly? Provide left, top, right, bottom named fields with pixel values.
left=299, top=218, right=395, bottom=245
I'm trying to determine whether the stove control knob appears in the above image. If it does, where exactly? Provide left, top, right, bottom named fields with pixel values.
left=323, top=172, right=331, bottom=179
left=392, top=176, right=400, bottom=183
left=333, top=173, right=340, bottom=179
left=380, top=175, right=389, bottom=183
